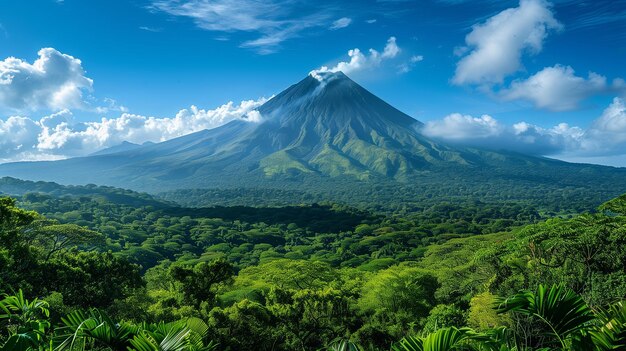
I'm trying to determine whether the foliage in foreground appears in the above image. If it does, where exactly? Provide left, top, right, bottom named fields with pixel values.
left=3, top=284, right=626, bottom=350
left=0, top=291, right=218, bottom=351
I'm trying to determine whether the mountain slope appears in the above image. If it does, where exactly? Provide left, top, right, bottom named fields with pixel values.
left=89, top=141, right=155, bottom=156
left=0, top=71, right=625, bottom=203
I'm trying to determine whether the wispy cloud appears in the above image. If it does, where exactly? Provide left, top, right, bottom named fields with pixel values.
left=397, top=55, right=424, bottom=73
left=149, top=0, right=335, bottom=53
left=139, top=26, right=162, bottom=32
left=330, top=17, right=352, bottom=30
left=554, top=0, right=626, bottom=31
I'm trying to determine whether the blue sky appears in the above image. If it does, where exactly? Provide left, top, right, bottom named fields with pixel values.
left=1, top=0, right=626, bottom=164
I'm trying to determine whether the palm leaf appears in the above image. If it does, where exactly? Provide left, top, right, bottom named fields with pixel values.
left=392, top=335, right=423, bottom=351
left=496, top=284, right=595, bottom=347
left=0, top=332, right=40, bottom=351
left=326, top=339, right=362, bottom=351
left=392, top=327, right=481, bottom=351
left=591, top=301, right=626, bottom=350
left=54, top=309, right=138, bottom=351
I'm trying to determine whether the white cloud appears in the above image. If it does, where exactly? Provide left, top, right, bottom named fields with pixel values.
left=310, top=37, right=401, bottom=79
left=151, top=0, right=288, bottom=32
left=410, top=55, right=424, bottom=63
left=330, top=17, right=352, bottom=30
left=500, top=65, right=620, bottom=111
left=382, top=37, right=400, bottom=59
left=139, top=26, right=162, bottom=32
left=366, top=19, right=377, bottom=24
left=421, top=97, right=626, bottom=158
left=422, top=114, right=503, bottom=140
left=583, top=97, right=626, bottom=154
left=422, top=113, right=582, bottom=155
left=0, top=116, right=41, bottom=158
left=0, top=48, right=94, bottom=111
left=150, top=0, right=333, bottom=53
left=453, top=0, right=562, bottom=86
left=398, top=55, right=424, bottom=73
left=0, top=97, right=269, bottom=162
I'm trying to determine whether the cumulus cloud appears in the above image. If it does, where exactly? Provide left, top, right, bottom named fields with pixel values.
left=310, top=37, right=401, bottom=79
left=453, top=0, right=562, bottom=86
left=421, top=97, right=626, bottom=158
left=583, top=97, right=626, bottom=154
left=330, top=17, right=352, bottom=30
left=0, top=98, right=269, bottom=162
left=422, top=114, right=503, bottom=140
left=0, top=48, right=94, bottom=111
left=500, top=65, right=623, bottom=111
left=0, top=116, right=41, bottom=159
left=422, top=112, right=582, bottom=155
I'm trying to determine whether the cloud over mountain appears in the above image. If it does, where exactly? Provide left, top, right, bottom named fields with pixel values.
left=422, top=97, right=626, bottom=157
left=0, top=98, right=268, bottom=163
left=310, top=37, right=402, bottom=79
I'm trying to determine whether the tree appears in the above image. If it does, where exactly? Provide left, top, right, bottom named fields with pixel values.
left=359, top=266, right=439, bottom=319
left=170, top=259, right=234, bottom=308
left=0, top=197, right=40, bottom=294
left=31, top=222, right=105, bottom=261
left=44, top=251, right=144, bottom=309
left=467, top=292, right=510, bottom=331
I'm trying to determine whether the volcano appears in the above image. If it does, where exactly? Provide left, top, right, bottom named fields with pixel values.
left=0, top=71, right=624, bottom=198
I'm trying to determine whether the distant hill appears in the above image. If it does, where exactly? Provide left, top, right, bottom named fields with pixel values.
left=1, top=71, right=625, bottom=208
left=89, top=141, right=155, bottom=156
left=0, top=176, right=169, bottom=208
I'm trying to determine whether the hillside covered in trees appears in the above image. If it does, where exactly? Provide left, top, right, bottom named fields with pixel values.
left=2, top=179, right=626, bottom=350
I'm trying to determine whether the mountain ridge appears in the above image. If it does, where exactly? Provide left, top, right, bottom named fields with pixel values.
left=1, top=71, right=625, bottom=204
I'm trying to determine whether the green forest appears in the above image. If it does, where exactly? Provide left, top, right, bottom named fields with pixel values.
left=2, top=177, right=626, bottom=350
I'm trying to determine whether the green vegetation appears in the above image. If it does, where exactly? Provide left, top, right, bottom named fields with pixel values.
left=2, top=177, right=626, bottom=350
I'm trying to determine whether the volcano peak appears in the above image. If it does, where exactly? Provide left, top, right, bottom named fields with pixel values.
left=308, top=69, right=348, bottom=83
left=258, top=71, right=421, bottom=130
